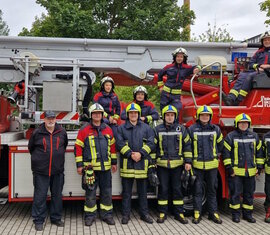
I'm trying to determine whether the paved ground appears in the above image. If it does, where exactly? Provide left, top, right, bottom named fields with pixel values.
left=0, top=187, right=269, bottom=235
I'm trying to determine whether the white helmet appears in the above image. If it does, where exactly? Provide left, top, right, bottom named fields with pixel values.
left=133, top=85, right=148, bottom=100
left=172, top=47, right=188, bottom=57
left=89, top=103, right=104, bottom=117
left=260, top=31, right=270, bottom=44
left=100, top=76, right=115, bottom=91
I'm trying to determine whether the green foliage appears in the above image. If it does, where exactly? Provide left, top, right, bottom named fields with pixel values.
left=0, top=10, right=10, bottom=36
left=192, top=22, right=233, bottom=42
left=19, top=0, right=195, bottom=41
left=260, top=0, right=270, bottom=25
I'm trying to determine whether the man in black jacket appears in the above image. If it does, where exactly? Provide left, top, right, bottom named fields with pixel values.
left=28, top=111, right=68, bottom=231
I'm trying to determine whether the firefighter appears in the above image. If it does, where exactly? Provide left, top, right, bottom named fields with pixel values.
left=158, top=47, right=200, bottom=117
left=223, top=113, right=264, bottom=223
left=188, top=105, right=223, bottom=224
left=116, top=103, right=155, bottom=225
left=93, top=76, right=121, bottom=135
left=28, top=111, right=68, bottom=231
left=263, top=131, right=270, bottom=223
left=74, top=103, right=117, bottom=226
left=155, top=105, right=192, bottom=224
left=223, top=31, right=270, bottom=106
left=121, top=85, right=159, bottom=125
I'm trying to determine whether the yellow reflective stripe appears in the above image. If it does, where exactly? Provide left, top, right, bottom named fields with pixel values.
left=194, top=134, right=198, bottom=158
left=184, top=151, right=192, bottom=158
left=154, top=138, right=158, bottom=144
left=107, top=135, right=111, bottom=161
left=217, top=133, right=223, bottom=143
left=265, top=165, right=270, bottom=174
left=120, top=145, right=130, bottom=155
left=257, top=140, right=262, bottom=150
left=239, top=89, right=248, bottom=97
left=100, top=204, right=113, bottom=211
left=148, top=164, right=155, bottom=169
left=157, top=159, right=184, bottom=168
left=111, top=153, right=117, bottom=160
left=75, top=156, right=83, bottom=163
left=229, top=204, right=240, bottom=209
left=184, top=135, right=190, bottom=143
left=146, top=116, right=153, bottom=123
left=159, top=134, right=164, bottom=156
left=75, top=139, right=84, bottom=147
left=223, top=158, right=232, bottom=166
left=84, top=205, right=97, bottom=212
left=233, top=167, right=257, bottom=176
left=173, top=200, right=184, bottom=205
left=113, top=114, right=120, bottom=120
left=213, top=133, right=217, bottom=157
left=234, top=141, right=238, bottom=166
left=104, top=112, right=108, bottom=117
left=242, top=204, right=253, bottom=210
left=178, top=134, right=182, bottom=156
left=110, top=137, right=115, bottom=145
left=256, top=158, right=264, bottom=164
left=120, top=159, right=148, bottom=178
left=158, top=200, right=168, bottom=205
left=163, top=85, right=182, bottom=94
left=150, top=153, right=156, bottom=159
left=193, top=159, right=218, bottom=170
left=89, top=136, right=97, bottom=164
left=142, top=144, right=151, bottom=154
left=158, top=81, right=164, bottom=87
left=224, top=141, right=231, bottom=151
left=229, top=89, right=239, bottom=97
left=194, top=210, right=200, bottom=219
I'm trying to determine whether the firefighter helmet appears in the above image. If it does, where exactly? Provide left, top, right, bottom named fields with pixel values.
left=196, top=105, right=213, bottom=120
left=234, top=113, right=251, bottom=128
left=260, top=31, right=270, bottom=44
left=162, top=105, right=178, bottom=119
left=100, top=76, right=115, bottom=91
left=126, top=103, right=141, bottom=116
left=172, top=47, right=188, bottom=57
left=133, top=85, right=148, bottom=100
left=89, top=103, right=104, bottom=117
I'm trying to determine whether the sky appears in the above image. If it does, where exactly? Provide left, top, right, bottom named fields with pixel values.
left=0, top=0, right=269, bottom=41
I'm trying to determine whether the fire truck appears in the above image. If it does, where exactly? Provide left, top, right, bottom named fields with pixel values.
left=0, top=36, right=268, bottom=209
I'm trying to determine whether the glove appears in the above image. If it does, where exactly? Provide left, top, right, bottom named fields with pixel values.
left=85, top=169, right=95, bottom=185
left=148, top=166, right=159, bottom=187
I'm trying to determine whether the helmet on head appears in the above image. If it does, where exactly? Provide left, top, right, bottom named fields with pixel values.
left=100, top=76, right=115, bottom=91
left=196, top=105, right=213, bottom=120
left=89, top=103, right=104, bottom=118
left=133, top=85, right=148, bottom=100
left=234, top=113, right=251, bottom=128
left=162, top=105, right=178, bottom=120
left=126, top=103, right=141, bottom=117
left=260, top=31, right=270, bottom=45
left=172, top=47, right=188, bottom=59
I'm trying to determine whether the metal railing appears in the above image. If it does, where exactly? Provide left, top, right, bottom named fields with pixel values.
left=190, top=61, right=223, bottom=116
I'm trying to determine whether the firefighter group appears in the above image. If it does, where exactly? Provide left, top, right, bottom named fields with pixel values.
left=28, top=31, right=270, bottom=231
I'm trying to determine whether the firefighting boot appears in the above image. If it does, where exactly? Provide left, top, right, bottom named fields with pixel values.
left=175, top=213, right=188, bottom=224
left=265, top=208, right=270, bottom=223
left=157, top=213, right=167, bottom=223
left=208, top=212, right=222, bottom=224
left=192, top=210, right=202, bottom=224
left=222, top=92, right=234, bottom=106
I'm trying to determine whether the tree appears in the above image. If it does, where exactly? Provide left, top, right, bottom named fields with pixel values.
left=260, top=1, right=270, bottom=25
left=0, top=9, right=9, bottom=36
left=19, top=0, right=195, bottom=41
left=192, top=22, right=233, bottom=42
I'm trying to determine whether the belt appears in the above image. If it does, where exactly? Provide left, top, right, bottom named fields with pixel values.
left=163, top=85, right=182, bottom=95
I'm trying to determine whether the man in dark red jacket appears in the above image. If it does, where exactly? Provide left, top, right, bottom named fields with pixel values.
left=28, top=111, right=68, bottom=231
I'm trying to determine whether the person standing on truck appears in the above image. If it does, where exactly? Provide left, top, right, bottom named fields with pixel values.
left=223, top=113, right=264, bottom=223
left=74, top=103, right=117, bottom=226
left=116, top=103, right=155, bottom=225
left=120, top=85, right=159, bottom=125
left=263, top=131, right=270, bottom=223
left=93, top=76, right=121, bottom=135
left=154, top=105, right=192, bottom=224
left=28, top=110, right=68, bottom=231
left=157, top=47, right=200, bottom=118
left=188, top=105, right=224, bottom=224
left=223, top=31, right=270, bottom=106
